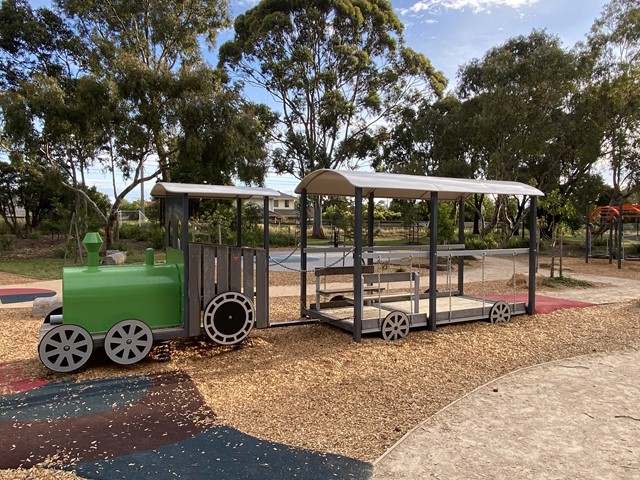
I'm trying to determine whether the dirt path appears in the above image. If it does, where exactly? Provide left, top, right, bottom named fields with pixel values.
left=373, top=348, right=640, bottom=479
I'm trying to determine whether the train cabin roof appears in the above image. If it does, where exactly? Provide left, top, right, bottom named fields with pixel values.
left=150, top=182, right=281, bottom=200
left=294, top=169, right=544, bottom=201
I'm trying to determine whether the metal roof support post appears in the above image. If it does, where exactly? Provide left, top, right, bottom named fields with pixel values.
left=527, top=196, right=537, bottom=315
left=264, top=196, right=270, bottom=325
left=428, top=191, right=438, bottom=331
left=367, top=192, right=375, bottom=266
left=618, top=202, right=623, bottom=270
left=263, top=197, right=270, bottom=251
left=609, top=218, right=614, bottom=264
left=181, top=193, right=191, bottom=330
left=354, top=187, right=363, bottom=342
left=458, top=197, right=465, bottom=295
left=300, top=189, right=308, bottom=317
left=236, top=198, right=242, bottom=247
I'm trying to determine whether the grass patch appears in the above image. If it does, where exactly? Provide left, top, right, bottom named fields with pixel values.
left=0, top=251, right=167, bottom=280
left=0, top=258, right=68, bottom=279
left=542, top=276, right=594, bottom=289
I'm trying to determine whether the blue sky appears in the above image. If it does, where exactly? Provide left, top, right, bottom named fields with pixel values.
left=29, top=0, right=610, bottom=200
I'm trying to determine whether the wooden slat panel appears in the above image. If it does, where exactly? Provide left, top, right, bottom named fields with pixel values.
left=255, top=249, right=268, bottom=328
left=188, top=244, right=202, bottom=337
left=243, top=248, right=254, bottom=298
left=217, top=246, right=229, bottom=294
left=315, top=265, right=374, bottom=276
left=202, top=245, right=217, bottom=307
left=229, top=247, right=243, bottom=292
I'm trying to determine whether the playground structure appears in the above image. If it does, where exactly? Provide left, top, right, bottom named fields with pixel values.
left=37, top=171, right=543, bottom=372
left=295, top=170, right=543, bottom=341
left=586, top=204, right=640, bottom=268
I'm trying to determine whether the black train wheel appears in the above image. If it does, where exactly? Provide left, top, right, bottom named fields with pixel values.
left=203, top=292, right=255, bottom=345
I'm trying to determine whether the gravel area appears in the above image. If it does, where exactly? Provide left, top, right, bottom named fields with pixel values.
left=1, top=256, right=639, bottom=472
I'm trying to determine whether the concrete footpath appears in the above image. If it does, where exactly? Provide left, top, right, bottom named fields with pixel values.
left=373, top=348, right=640, bottom=479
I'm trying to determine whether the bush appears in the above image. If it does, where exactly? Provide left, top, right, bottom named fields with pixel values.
left=542, top=276, right=593, bottom=288
left=238, top=227, right=296, bottom=248
left=592, top=236, right=609, bottom=247
left=465, top=234, right=498, bottom=250
left=53, top=242, right=77, bottom=259
left=118, top=223, right=165, bottom=249
left=0, top=235, right=15, bottom=252
left=503, top=236, right=530, bottom=249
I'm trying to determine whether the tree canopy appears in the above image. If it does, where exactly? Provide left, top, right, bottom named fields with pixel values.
left=219, top=0, right=446, bottom=236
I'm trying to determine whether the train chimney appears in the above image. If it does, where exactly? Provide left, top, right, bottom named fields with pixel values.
left=83, top=232, right=103, bottom=269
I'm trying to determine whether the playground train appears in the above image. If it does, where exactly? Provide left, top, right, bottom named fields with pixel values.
left=38, top=174, right=544, bottom=373
left=38, top=230, right=259, bottom=373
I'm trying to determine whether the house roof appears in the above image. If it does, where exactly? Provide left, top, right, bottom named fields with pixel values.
left=150, top=182, right=281, bottom=200
left=295, top=170, right=544, bottom=201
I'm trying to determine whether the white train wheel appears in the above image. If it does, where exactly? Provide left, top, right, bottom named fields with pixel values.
left=490, top=301, right=512, bottom=324
left=203, top=292, right=255, bottom=345
left=39, top=324, right=94, bottom=373
left=105, top=319, right=153, bottom=365
left=381, top=311, right=410, bottom=341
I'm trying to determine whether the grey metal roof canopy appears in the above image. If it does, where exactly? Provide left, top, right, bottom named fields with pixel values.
left=294, top=169, right=544, bottom=199
left=151, top=182, right=281, bottom=200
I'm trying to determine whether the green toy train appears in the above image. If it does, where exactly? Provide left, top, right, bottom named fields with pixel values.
left=38, top=183, right=277, bottom=372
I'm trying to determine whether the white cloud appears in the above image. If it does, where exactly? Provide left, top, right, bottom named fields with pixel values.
left=401, top=0, right=538, bottom=15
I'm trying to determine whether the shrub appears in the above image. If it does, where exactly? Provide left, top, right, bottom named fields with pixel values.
left=465, top=234, right=498, bottom=250
left=503, top=236, right=530, bottom=249
left=0, top=235, right=15, bottom=252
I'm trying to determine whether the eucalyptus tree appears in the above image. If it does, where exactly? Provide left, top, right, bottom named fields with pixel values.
left=587, top=0, right=640, bottom=201
left=0, top=0, right=109, bottom=234
left=57, top=0, right=232, bottom=183
left=219, top=0, right=445, bottom=237
left=457, top=30, right=587, bottom=237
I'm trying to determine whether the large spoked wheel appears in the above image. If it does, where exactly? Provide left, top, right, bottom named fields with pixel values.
left=203, top=292, right=255, bottom=345
left=380, top=311, right=410, bottom=341
left=490, top=301, right=512, bottom=324
left=105, top=319, right=153, bottom=365
left=39, top=324, right=94, bottom=373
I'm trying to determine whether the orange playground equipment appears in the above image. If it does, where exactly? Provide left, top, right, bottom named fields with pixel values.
left=586, top=204, right=640, bottom=267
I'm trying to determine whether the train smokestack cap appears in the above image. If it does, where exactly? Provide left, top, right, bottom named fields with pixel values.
left=83, top=232, right=103, bottom=268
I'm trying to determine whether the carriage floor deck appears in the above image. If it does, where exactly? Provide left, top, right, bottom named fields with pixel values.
left=310, top=295, right=527, bottom=334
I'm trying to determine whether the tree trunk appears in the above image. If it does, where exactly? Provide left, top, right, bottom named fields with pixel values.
left=550, top=222, right=556, bottom=278
left=559, top=228, right=563, bottom=277
left=482, top=195, right=503, bottom=236
left=312, top=195, right=325, bottom=238
left=473, top=194, right=483, bottom=234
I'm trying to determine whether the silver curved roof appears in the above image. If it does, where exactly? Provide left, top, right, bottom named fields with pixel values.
left=150, top=182, right=281, bottom=200
left=295, top=170, right=543, bottom=200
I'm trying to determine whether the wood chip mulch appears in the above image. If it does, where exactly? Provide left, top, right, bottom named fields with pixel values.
left=0, top=257, right=639, bottom=469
